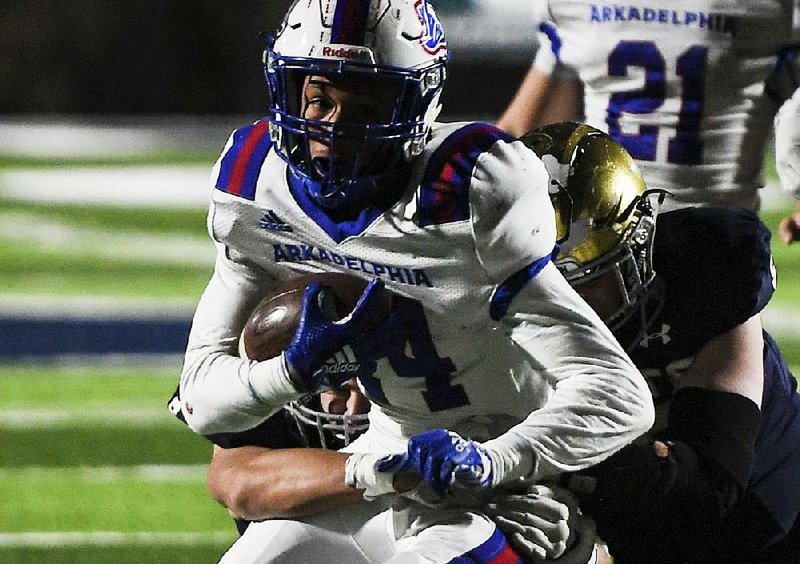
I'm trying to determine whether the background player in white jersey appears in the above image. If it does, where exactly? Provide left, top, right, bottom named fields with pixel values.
left=773, top=83, right=800, bottom=243
left=175, top=0, right=653, bottom=561
left=522, top=122, right=800, bottom=562
left=496, top=0, right=800, bottom=244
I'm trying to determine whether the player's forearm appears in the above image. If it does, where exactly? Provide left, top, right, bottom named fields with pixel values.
left=181, top=351, right=301, bottom=434
left=499, top=272, right=654, bottom=479
left=496, top=66, right=553, bottom=136
left=208, top=446, right=362, bottom=520
left=179, top=252, right=300, bottom=434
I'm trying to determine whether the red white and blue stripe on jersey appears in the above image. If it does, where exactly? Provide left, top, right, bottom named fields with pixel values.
left=417, top=122, right=515, bottom=227
left=215, top=119, right=273, bottom=201
left=448, top=527, right=522, bottom=564
left=330, top=0, right=370, bottom=46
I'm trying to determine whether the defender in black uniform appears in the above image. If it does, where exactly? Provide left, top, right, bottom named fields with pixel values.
left=168, top=382, right=369, bottom=535
left=525, top=123, right=800, bottom=563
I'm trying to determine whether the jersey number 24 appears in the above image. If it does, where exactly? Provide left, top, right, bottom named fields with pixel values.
left=358, top=297, right=471, bottom=413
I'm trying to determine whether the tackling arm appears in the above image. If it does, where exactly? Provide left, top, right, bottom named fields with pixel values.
left=208, top=445, right=361, bottom=520
left=576, top=317, right=764, bottom=562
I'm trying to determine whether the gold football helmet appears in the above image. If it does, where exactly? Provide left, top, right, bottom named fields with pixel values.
left=520, top=122, right=663, bottom=347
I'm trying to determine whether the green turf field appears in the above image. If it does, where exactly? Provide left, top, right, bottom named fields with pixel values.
left=0, top=154, right=798, bottom=563
left=0, top=365, right=236, bottom=563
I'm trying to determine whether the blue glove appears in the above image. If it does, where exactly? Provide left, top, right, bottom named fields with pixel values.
left=376, top=429, right=494, bottom=497
left=285, top=278, right=385, bottom=393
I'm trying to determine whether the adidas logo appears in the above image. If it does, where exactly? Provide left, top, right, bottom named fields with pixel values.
left=320, top=347, right=361, bottom=374
left=259, top=210, right=292, bottom=232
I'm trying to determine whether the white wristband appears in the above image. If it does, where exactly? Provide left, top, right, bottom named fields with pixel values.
left=247, top=352, right=304, bottom=405
left=481, top=432, right=535, bottom=487
left=344, top=452, right=396, bottom=500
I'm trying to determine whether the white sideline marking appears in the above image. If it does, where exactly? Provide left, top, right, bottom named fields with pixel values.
left=0, top=408, right=173, bottom=427
left=0, top=464, right=208, bottom=482
left=0, top=531, right=233, bottom=547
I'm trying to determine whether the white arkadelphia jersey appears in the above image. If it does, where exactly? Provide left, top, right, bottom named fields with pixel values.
left=533, top=0, right=800, bottom=210
left=179, top=120, right=653, bottom=479
left=217, top=497, right=514, bottom=564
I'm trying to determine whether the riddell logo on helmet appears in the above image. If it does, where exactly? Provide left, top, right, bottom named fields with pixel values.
left=321, top=46, right=371, bottom=61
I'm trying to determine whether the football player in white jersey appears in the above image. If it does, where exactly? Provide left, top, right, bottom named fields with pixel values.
left=207, top=382, right=598, bottom=563
left=497, top=0, right=800, bottom=244
left=176, top=0, right=653, bottom=561
left=773, top=85, right=800, bottom=243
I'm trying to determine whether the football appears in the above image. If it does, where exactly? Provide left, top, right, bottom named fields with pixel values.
left=239, top=272, right=391, bottom=361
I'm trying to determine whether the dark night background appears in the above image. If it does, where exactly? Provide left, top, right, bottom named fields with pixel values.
left=0, top=1, right=537, bottom=121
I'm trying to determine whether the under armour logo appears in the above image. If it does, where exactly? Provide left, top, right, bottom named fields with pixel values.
left=640, top=323, right=671, bottom=348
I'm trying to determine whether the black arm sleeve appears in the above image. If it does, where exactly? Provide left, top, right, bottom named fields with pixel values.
left=577, top=388, right=761, bottom=563
left=664, top=387, right=760, bottom=490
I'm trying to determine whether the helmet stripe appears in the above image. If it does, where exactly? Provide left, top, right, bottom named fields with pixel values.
left=331, top=0, right=370, bottom=46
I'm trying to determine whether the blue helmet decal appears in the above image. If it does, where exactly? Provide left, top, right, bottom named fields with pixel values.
left=416, top=1, right=446, bottom=56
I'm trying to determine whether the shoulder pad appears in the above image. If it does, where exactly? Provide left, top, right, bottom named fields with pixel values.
left=655, top=207, right=775, bottom=332
left=417, top=122, right=515, bottom=227
left=215, top=119, right=273, bottom=201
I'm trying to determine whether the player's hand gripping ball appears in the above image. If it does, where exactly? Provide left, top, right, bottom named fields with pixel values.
left=240, top=273, right=392, bottom=393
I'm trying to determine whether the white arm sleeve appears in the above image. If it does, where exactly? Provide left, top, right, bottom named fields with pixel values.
left=775, top=86, right=800, bottom=199
left=179, top=247, right=303, bottom=434
left=468, top=137, right=654, bottom=483
left=484, top=264, right=655, bottom=484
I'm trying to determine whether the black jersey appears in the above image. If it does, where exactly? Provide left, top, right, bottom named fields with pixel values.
left=618, top=207, right=800, bottom=559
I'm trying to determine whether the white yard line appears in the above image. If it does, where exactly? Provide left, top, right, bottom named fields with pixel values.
left=0, top=211, right=214, bottom=266
left=0, top=117, right=239, bottom=158
left=0, top=531, right=233, bottom=547
left=0, top=464, right=209, bottom=482
left=0, top=166, right=212, bottom=209
left=0, top=407, right=174, bottom=427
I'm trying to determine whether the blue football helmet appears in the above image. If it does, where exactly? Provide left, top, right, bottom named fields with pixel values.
left=264, top=0, right=448, bottom=210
